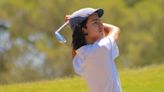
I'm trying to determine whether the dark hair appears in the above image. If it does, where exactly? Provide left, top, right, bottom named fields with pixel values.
left=72, top=18, right=88, bottom=50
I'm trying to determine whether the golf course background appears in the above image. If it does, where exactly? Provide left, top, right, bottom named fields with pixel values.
left=0, top=64, right=164, bottom=92
left=0, top=0, right=164, bottom=91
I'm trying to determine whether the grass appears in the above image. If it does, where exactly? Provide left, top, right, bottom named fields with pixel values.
left=0, top=64, right=164, bottom=92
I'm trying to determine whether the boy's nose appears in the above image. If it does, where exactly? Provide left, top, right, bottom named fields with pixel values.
left=98, top=22, right=103, bottom=29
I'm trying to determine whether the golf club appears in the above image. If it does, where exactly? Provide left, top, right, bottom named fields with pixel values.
left=54, top=21, right=69, bottom=43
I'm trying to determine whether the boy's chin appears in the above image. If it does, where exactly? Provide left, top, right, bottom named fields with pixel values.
left=96, top=35, right=104, bottom=41
left=100, top=33, right=105, bottom=38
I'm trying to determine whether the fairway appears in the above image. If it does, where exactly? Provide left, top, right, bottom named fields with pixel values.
left=0, top=64, right=164, bottom=92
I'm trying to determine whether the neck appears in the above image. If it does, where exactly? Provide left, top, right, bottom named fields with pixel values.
left=86, top=39, right=94, bottom=44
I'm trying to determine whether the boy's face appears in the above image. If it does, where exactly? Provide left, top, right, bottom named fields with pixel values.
left=83, top=13, right=105, bottom=44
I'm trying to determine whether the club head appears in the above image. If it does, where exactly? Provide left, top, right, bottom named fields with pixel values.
left=54, top=32, right=67, bottom=43
left=54, top=21, right=69, bottom=44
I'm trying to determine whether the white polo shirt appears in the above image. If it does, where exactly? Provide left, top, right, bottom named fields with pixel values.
left=73, top=36, right=122, bottom=92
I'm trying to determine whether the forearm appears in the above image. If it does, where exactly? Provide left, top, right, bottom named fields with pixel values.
left=103, top=23, right=120, bottom=41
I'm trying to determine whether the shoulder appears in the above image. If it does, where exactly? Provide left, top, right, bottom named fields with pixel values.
left=75, top=36, right=117, bottom=57
left=76, top=44, right=92, bottom=55
left=75, top=42, right=99, bottom=58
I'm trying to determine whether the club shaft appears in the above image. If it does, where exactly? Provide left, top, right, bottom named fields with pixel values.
left=55, top=21, right=69, bottom=33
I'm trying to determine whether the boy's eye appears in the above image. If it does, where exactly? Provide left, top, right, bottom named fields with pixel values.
left=94, top=22, right=97, bottom=24
left=93, top=21, right=98, bottom=24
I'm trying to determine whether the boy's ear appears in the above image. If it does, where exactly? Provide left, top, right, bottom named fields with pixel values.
left=82, top=27, right=86, bottom=31
left=82, top=27, right=88, bottom=36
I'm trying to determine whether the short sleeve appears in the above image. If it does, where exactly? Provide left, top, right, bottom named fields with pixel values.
left=98, top=36, right=119, bottom=60
left=73, top=55, right=85, bottom=76
left=109, top=36, right=119, bottom=60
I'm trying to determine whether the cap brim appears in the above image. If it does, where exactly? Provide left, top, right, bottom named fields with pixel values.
left=95, top=8, right=104, bottom=17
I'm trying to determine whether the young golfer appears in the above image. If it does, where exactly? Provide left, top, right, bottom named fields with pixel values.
left=66, top=8, right=122, bottom=92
